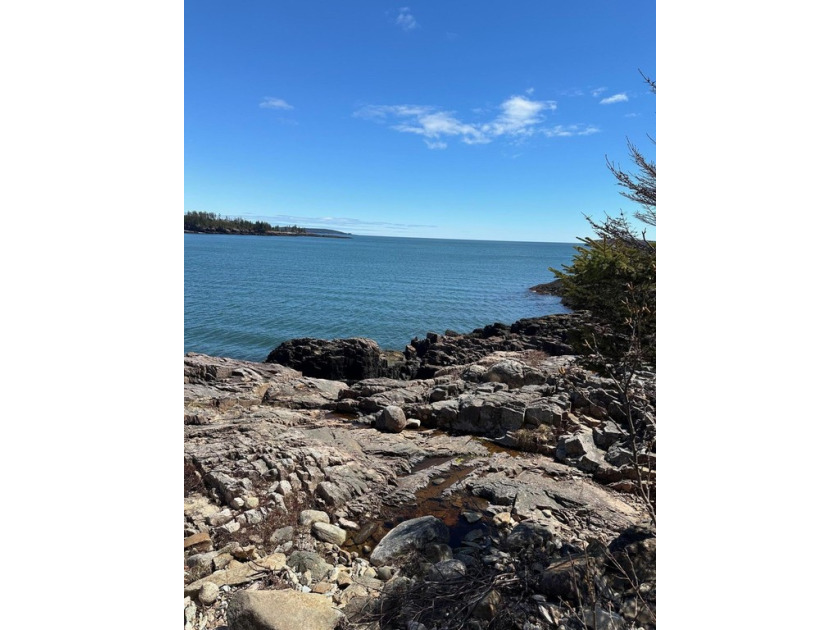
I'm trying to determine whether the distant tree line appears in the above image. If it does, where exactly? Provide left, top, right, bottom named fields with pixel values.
left=184, top=211, right=307, bottom=235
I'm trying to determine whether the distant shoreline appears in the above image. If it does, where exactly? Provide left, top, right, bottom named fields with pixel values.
left=184, top=229, right=351, bottom=239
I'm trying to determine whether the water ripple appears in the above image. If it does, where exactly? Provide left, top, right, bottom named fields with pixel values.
left=185, top=234, right=575, bottom=361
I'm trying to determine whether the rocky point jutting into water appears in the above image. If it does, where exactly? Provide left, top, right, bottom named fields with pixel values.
left=184, top=314, right=656, bottom=630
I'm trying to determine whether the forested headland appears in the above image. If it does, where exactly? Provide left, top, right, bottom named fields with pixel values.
left=184, top=211, right=350, bottom=238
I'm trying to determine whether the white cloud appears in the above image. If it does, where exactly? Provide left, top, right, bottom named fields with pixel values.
left=354, top=104, right=431, bottom=120
left=259, top=97, right=294, bottom=110
left=543, top=124, right=601, bottom=138
left=356, top=94, right=596, bottom=149
left=525, top=87, right=535, bottom=95
left=395, top=7, right=418, bottom=31
left=599, top=93, right=628, bottom=105
left=591, top=87, right=607, bottom=97
left=481, top=95, right=556, bottom=137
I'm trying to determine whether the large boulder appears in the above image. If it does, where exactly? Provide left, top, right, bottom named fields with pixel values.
left=312, top=522, right=347, bottom=546
left=452, top=391, right=539, bottom=437
left=369, top=516, right=450, bottom=566
left=375, top=406, right=408, bottom=433
left=227, top=590, right=342, bottom=630
left=555, top=428, right=607, bottom=472
left=266, top=337, right=390, bottom=382
left=484, top=359, right=546, bottom=389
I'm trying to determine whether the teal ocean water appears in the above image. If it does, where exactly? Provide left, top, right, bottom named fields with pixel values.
left=184, top=233, right=576, bottom=361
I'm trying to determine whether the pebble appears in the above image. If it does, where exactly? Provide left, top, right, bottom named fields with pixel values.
left=198, top=582, right=219, bottom=605
left=376, top=566, right=394, bottom=581
left=492, top=512, right=514, bottom=528
left=208, top=509, right=233, bottom=526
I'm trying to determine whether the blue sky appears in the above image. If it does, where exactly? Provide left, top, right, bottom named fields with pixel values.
left=186, top=1, right=656, bottom=242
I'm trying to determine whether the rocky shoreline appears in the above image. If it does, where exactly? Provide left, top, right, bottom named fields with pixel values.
left=184, top=314, right=656, bottom=630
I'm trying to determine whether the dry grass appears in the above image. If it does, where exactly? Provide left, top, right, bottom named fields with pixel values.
left=519, top=349, right=550, bottom=368
left=213, top=483, right=305, bottom=552
left=511, top=424, right=558, bottom=454
left=184, top=459, right=204, bottom=497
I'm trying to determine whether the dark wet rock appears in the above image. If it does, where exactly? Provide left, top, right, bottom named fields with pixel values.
left=505, top=522, right=554, bottom=550
left=428, top=559, right=467, bottom=581
left=369, top=516, right=450, bottom=566
left=529, top=278, right=564, bottom=296
left=266, top=337, right=410, bottom=382
left=540, top=555, right=595, bottom=603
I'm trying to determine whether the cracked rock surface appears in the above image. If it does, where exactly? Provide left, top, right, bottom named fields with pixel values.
left=184, top=321, right=655, bottom=630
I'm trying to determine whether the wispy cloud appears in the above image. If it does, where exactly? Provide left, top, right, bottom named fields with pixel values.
left=395, top=7, right=418, bottom=31
left=259, top=97, right=294, bottom=110
left=599, top=93, right=628, bottom=105
left=591, top=87, right=607, bottom=97
left=559, top=88, right=585, bottom=97
left=355, top=94, right=598, bottom=149
left=543, top=124, right=600, bottom=137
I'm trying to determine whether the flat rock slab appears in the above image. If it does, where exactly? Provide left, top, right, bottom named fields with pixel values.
left=227, top=590, right=343, bottom=630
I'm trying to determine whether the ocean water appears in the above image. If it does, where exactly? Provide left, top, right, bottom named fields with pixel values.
left=184, top=233, right=576, bottom=361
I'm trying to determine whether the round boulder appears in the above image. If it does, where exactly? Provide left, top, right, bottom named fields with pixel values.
left=370, top=515, right=449, bottom=566
left=375, top=406, right=408, bottom=433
